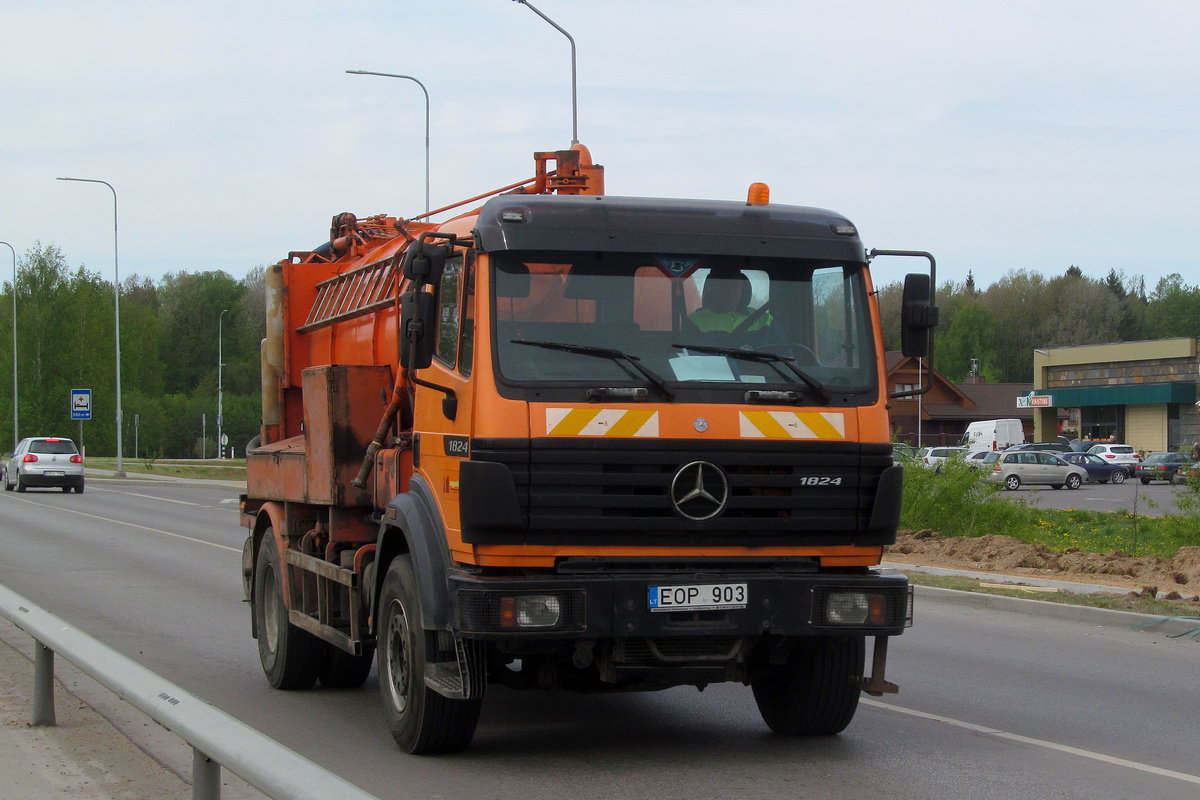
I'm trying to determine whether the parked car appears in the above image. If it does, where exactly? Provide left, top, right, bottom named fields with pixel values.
left=1061, top=452, right=1128, bottom=484
left=1173, top=463, right=1200, bottom=486
left=892, top=442, right=916, bottom=463
left=1007, top=442, right=1074, bottom=454
left=3, top=437, right=85, bottom=493
left=984, top=450, right=1087, bottom=490
left=1133, top=452, right=1194, bottom=484
left=1086, top=443, right=1140, bottom=466
left=920, top=446, right=969, bottom=470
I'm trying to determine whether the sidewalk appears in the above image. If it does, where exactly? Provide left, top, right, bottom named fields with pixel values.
left=0, top=618, right=264, bottom=800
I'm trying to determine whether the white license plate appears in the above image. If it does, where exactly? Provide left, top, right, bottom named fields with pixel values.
left=44, top=470, right=65, bottom=476
left=648, top=583, right=747, bottom=612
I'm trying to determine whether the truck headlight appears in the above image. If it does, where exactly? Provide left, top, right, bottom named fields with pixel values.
left=826, top=592, right=870, bottom=625
left=500, top=595, right=562, bottom=628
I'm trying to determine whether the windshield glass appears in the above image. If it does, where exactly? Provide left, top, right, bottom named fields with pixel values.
left=491, top=252, right=877, bottom=396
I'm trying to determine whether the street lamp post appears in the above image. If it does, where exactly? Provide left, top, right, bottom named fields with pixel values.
left=56, top=177, right=124, bottom=477
left=513, top=0, right=579, bottom=145
left=345, top=70, right=430, bottom=215
left=218, top=309, right=228, bottom=459
left=0, top=241, right=16, bottom=450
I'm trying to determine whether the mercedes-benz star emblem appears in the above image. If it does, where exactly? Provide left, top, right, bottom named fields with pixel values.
left=669, top=460, right=729, bottom=522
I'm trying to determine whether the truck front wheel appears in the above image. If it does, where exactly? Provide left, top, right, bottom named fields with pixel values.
left=254, top=535, right=321, bottom=690
left=751, top=635, right=864, bottom=736
left=378, top=557, right=481, bottom=754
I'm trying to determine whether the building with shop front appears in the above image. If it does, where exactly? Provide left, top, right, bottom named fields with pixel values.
left=1031, top=338, right=1200, bottom=454
left=886, top=352, right=1046, bottom=447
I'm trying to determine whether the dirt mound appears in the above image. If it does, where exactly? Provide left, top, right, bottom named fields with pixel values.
left=886, top=530, right=1200, bottom=596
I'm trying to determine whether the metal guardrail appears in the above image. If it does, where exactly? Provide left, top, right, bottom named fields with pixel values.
left=0, top=582, right=381, bottom=800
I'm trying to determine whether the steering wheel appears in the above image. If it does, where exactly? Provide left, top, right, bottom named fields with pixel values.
left=754, top=341, right=819, bottom=366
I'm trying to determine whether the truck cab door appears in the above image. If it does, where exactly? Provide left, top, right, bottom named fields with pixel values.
left=412, top=250, right=477, bottom=541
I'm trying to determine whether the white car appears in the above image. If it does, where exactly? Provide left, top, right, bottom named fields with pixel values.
left=1086, top=443, right=1140, bottom=467
left=920, top=446, right=969, bottom=470
left=3, top=437, right=85, bottom=493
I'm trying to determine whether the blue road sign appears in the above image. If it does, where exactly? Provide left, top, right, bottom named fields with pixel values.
left=71, top=389, right=92, bottom=421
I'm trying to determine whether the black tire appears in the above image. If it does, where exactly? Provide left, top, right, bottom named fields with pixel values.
left=3, top=474, right=11, bottom=491
left=752, top=636, right=864, bottom=736
left=254, top=535, right=321, bottom=690
left=318, top=642, right=376, bottom=689
left=1050, top=484, right=1063, bottom=490
left=1140, top=477, right=1151, bottom=485
left=378, top=557, right=481, bottom=754
left=1005, top=474, right=1021, bottom=491
left=75, top=483, right=85, bottom=494
left=1111, top=470, right=1126, bottom=484
left=1066, top=474, right=1082, bottom=490
left=61, top=486, right=71, bottom=493
left=15, top=474, right=26, bottom=492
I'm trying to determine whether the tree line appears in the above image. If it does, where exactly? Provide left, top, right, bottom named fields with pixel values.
left=0, top=243, right=264, bottom=459
left=877, top=266, right=1200, bottom=383
left=4, top=243, right=1197, bottom=459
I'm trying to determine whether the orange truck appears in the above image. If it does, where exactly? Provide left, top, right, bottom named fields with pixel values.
left=240, top=144, right=938, bottom=754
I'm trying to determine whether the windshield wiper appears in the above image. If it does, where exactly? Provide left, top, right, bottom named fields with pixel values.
left=670, top=343, right=831, bottom=404
left=511, top=340, right=675, bottom=400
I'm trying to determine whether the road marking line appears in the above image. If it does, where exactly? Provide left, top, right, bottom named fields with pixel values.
left=219, top=498, right=237, bottom=504
left=863, top=699, right=1200, bottom=786
left=88, top=487, right=201, bottom=506
left=4, top=496, right=239, bottom=553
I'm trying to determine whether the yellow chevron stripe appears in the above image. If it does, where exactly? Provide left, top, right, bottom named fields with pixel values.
left=798, top=412, right=844, bottom=440
left=742, top=411, right=793, bottom=439
left=605, top=409, right=657, bottom=437
left=548, top=408, right=601, bottom=436
left=740, top=411, right=846, bottom=440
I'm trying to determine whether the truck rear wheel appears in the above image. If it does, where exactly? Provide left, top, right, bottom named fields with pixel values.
left=254, top=535, right=321, bottom=690
left=751, top=635, right=864, bottom=736
left=378, top=557, right=481, bottom=754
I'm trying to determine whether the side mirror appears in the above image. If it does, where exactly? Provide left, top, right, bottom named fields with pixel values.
left=399, top=290, right=437, bottom=370
left=402, top=241, right=451, bottom=283
left=900, top=273, right=939, bottom=358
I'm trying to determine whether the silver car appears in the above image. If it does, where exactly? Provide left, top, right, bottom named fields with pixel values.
left=984, top=450, right=1087, bottom=491
left=3, top=437, right=85, bottom=493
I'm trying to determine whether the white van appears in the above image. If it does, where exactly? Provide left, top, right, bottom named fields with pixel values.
left=961, top=419, right=1024, bottom=452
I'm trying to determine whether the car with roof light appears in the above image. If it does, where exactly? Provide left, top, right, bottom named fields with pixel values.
left=984, top=449, right=1087, bottom=491
left=3, top=437, right=85, bottom=493
left=1061, top=451, right=1128, bottom=484
left=1133, top=451, right=1194, bottom=484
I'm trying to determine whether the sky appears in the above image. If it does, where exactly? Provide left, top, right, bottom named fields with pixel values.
left=3, top=0, right=1199, bottom=293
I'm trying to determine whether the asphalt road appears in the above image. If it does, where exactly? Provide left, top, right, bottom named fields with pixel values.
left=998, top=475, right=1192, bottom=516
left=1, top=479, right=1198, bottom=800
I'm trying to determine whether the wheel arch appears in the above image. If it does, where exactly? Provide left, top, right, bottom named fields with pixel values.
left=372, top=475, right=455, bottom=637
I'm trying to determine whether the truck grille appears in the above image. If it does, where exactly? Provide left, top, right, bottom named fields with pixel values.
left=468, top=439, right=892, bottom=547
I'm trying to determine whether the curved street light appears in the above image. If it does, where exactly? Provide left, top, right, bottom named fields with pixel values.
left=513, top=0, right=579, bottom=145
left=0, top=240, right=15, bottom=450
left=56, top=177, right=124, bottom=477
left=346, top=70, right=430, bottom=214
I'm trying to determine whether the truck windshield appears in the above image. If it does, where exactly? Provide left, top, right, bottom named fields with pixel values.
left=492, top=252, right=877, bottom=398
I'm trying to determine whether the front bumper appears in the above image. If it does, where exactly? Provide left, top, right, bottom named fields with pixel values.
left=449, top=569, right=911, bottom=640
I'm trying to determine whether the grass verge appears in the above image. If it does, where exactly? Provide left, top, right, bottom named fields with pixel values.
left=900, top=460, right=1200, bottom=559
left=86, top=457, right=246, bottom=482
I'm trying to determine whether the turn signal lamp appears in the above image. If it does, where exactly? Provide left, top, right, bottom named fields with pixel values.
left=746, top=182, right=770, bottom=205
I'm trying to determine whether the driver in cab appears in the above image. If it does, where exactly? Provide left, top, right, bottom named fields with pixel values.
left=687, top=267, right=771, bottom=334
